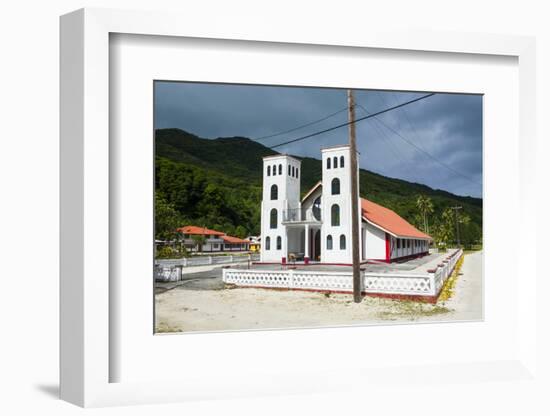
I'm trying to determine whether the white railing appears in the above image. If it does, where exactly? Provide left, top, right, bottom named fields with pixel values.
left=157, top=254, right=259, bottom=268
left=282, top=208, right=321, bottom=223
left=154, top=266, right=182, bottom=282
left=223, top=269, right=352, bottom=291
left=429, top=249, right=462, bottom=295
left=222, top=249, right=464, bottom=298
left=363, top=273, right=433, bottom=295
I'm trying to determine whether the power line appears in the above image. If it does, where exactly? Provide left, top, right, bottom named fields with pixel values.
left=355, top=103, right=422, bottom=182
left=253, top=106, right=348, bottom=141
left=355, top=102, right=481, bottom=187
left=268, top=93, right=435, bottom=150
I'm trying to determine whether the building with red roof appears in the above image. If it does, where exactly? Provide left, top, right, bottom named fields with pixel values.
left=260, top=145, right=431, bottom=264
left=177, top=226, right=250, bottom=252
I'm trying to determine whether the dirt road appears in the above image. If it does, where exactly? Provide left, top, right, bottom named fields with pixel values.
left=155, top=251, right=483, bottom=333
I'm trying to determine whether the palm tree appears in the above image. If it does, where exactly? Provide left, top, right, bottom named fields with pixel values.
left=191, top=234, right=206, bottom=253
left=416, top=195, right=434, bottom=234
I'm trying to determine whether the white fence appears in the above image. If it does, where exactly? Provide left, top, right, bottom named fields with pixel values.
left=157, top=254, right=259, bottom=267
left=222, top=250, right=463, bottom=298
left=155, top=254, right=260, bottom=282
left=223, top=269, right=353, bottom=292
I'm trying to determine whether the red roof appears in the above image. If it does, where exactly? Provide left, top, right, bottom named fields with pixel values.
left=361, top=198, right=431, bottom=239
left=221, top=235, right=249, bottom=244
left=177, top=226, right=225, bottom=236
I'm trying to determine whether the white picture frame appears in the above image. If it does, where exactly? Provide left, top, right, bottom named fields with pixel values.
left=60, top=7, right=538, bottom=408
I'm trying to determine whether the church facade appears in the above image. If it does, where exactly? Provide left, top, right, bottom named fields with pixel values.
left=260, top=145, right=432, bottom=264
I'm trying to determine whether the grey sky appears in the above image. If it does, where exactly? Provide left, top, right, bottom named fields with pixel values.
left=154, top=81, right=482, bottom=198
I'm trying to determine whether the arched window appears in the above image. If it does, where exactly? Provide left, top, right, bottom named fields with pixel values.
left=267, top=165, right=271, bottom=176
left=340, top=234, right=346, bottom=250
left=340, top=155, right=345, bottom=168
left=331, top=178, right=340, bottom=195
left=270, top=184, right=278, bottom=200
left=327, top=157, right=331, bottom=169
left=276, top=236, right=282, bottom=250
left=331, top=204, right=340, bottom=226
left=270, top=208, right=278, bottom=229
left=265, top=236, right=271, bottom=250
left=326, top=235, right=333, bottom=250
left=296, top=168, right=299, bottom=178
left=278, top=164, right=282, bottom=175
left=272, top=164, right=277, bottom=176
left=333, top=156, right=338, bottom=168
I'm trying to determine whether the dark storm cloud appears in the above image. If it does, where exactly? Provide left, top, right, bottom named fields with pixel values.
left=154, top=82, right=482, bottom=198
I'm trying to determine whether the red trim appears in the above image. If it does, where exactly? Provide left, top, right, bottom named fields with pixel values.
left=385, top=233, right=391, bottom=263
left=386, top=251, right=430, bottom=263
left=234, top=285, right=439, bottom=304
left=252, top=261, right=370, bottom=267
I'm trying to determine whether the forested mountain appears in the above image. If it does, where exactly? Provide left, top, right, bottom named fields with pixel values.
left=155, top=128, right=482, bottom=245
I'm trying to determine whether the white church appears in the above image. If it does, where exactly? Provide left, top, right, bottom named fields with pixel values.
left=260, top=145, right=432, bottom=265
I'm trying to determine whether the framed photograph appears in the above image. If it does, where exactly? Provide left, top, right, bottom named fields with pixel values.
left=60, top=8, right=538, bottom=408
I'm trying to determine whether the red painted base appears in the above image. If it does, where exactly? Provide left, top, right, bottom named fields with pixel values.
left=252, top=261, right=370, bottom=267
left=235, top=285, right=440, bottom=303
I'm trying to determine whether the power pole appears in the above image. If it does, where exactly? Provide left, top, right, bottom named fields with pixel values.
left=450, top=206, right=462, bottom=248
left=348, top=89, right=361, bottom=303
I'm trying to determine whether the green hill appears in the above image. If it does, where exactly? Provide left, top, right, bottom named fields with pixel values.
left=155, top=128, right=482, bottom=245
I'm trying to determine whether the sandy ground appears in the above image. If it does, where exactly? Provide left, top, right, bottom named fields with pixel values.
left=155, top=251, right=483, bottom=333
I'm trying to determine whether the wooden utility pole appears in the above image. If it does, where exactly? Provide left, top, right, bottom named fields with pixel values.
left=348, top=90, right=362, bottom=303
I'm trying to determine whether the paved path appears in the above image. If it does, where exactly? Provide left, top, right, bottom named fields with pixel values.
left=439, top=250, right=483, bottom=321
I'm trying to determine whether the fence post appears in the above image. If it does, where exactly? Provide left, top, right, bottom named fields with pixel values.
left=229, top=255, right=233, bottom=263
left=209, top=256, right=213, bottom=265
left=183, top=258, right=188, bottom=267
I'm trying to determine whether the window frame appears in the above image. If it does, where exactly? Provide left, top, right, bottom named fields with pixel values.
left=270, top=208, right=278, bottom=229
left=331, top=177, right=340, bottom=195
left=326, top=234, right=333, bottom=250
left=331, top=204, right=340, bottom=227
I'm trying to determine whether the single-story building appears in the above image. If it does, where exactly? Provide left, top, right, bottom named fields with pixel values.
left=177, top=225, right=250, bottom=252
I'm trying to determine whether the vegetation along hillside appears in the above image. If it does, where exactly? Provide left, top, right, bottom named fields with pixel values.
left=155, top=128, right=482, bottom=247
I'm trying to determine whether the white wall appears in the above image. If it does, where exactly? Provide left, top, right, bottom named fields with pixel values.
left=320, top=146, right=361, bottom=263
left=260, top=155, right=301, bottom=262
left=365, top=222, right=387, bottom=261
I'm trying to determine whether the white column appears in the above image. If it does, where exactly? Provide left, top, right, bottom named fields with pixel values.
left=304, top=224, right=310, bottom=261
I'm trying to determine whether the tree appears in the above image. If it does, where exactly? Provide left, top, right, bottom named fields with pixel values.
left=416, top=195, right=434, bottom=234
left=191, top=234, right=206, bottom=252
left=234, top=225, right=248, bottom=239
left=155, top=192, right=181, bottom=241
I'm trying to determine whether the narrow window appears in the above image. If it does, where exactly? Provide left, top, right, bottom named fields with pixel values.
left=276, top=236, right=282, bottom=250
left=273, top=164, right=277, bottom=176
left=331, top=178, right=340, bottom=195
left=340, top=155, right=345, bottom=168
left=265, top=236, right=271, bottom=250
left=270, top=208, right=278, bottom=229
left=340, top=234, right=346, bottom=250
left=331, top=204, right=340, bottom=226
left=267, top=165, right=271, bottom=176
left=292, top=166, right=295, bottom=177
left=327, top=158, right=331, bottom=169
left=327, top=235, right=333, bottom=250
left=333, top=156, right=338, bottom=168
left=278, top=164, right=282, bottom=175
left=288, top=165, right=291, bottom=176
left=296, top=168, right=299, bottom=178
left=270, top=184, right=278, bottom=200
